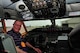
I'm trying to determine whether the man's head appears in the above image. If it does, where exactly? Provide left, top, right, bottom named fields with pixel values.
left=13, top=20, right=23, bottom=32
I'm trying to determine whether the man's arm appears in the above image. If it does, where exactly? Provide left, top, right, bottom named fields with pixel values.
left=26, top=42, right=42, bottom=53
left=16, top=47, right=27, bottom=53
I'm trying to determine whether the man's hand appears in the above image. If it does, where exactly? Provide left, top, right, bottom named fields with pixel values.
left=26, top=42, right=42, bottom=53
left=34, top=48, right=42, bottom=53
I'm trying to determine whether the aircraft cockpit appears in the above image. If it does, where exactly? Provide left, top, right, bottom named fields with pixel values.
left=0, top=0, right=80, bottom=53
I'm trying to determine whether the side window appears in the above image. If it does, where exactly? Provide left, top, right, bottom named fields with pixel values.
left=5, top=20, right=15, bottom=32
left=0, top=21, right=2, bottom=33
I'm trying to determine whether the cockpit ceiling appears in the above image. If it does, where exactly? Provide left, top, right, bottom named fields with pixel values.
left=66, top=3, right=80, bottom=12
left=66, top=0, right=80, bottom=4
left=66, top=0, right=80, bottom=12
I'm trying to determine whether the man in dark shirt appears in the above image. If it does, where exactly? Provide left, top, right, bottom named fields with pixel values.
left=7, top=20, right=42, bottom=53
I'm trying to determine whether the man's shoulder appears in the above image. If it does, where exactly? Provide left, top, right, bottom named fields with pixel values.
left=7, top=30, right=21, bottom=36
left=7, top=30, right=14, bottom=35
left=7, top=30, right=12, bottom=33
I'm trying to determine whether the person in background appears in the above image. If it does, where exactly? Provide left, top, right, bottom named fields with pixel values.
left=7, top=20, right=42, bottom=53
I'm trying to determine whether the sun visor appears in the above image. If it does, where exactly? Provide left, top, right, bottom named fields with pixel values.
left=3, top=9, right=24, bottom=20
